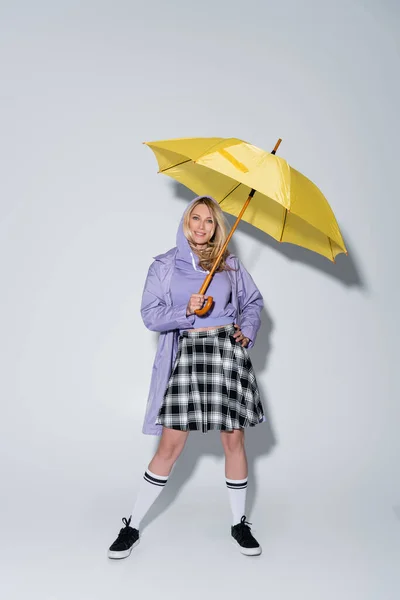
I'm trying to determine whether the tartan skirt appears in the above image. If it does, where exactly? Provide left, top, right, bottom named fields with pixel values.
left=156, top=323, right=265, bottom=433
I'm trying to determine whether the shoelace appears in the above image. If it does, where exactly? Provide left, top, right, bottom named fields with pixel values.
left=117, top=516, right=132, bottom=538
left=237, top=516, right=254, bottom=540
left=122, top=517, right=131, bottom=528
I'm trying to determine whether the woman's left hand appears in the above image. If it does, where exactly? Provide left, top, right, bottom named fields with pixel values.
left=233, top=324, right=250, bottom=348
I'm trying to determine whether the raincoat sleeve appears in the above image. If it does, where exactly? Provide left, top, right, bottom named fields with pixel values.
left=140, top=262, right=196, bottom=333
left=236, top=260, right=263, bottom=349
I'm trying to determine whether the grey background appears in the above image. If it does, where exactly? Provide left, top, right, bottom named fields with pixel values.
left=1, top=1, right=399, bottom=598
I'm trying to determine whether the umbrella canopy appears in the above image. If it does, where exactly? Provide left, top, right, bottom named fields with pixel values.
left=144, top=136, right=347, bottom=263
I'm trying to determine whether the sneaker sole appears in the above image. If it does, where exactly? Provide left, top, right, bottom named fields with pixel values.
left=231, top=539, right=262, bottom=556
left=107, top=538, right=140, bottom=560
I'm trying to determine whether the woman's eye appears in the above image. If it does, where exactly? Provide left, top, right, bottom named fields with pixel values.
left=192, top=216, right=213, bottom=224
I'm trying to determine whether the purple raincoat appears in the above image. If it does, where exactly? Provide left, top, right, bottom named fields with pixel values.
left=140, top=196, right=264, bottom=436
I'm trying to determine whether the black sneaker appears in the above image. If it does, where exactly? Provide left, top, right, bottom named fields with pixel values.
left=231, top=515, right=262, bottom=556
left=107, top=516, right=140, bottom=560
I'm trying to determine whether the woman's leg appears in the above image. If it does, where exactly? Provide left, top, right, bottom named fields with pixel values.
left=220, top=429, right=262, bottom=555
left=220, top=429, right=248, bottom=525
left=221, top=429, right=247, bottom=479
left=148, top=427, right=189, bottom=476
left=129, top=427, right=189, bottom=529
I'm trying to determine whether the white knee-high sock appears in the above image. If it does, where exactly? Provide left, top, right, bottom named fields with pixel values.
left=129, top=468, right=169, bottom=530
left=226, top=477, right=248, bottom=526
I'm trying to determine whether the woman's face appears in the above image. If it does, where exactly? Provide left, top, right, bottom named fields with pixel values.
left=189, top=203, right=216, bottom=248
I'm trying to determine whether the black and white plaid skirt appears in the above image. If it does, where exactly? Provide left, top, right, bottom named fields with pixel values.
left=156, top=323, right=265, bottom=433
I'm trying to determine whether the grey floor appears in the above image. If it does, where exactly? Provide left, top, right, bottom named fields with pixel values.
left=2, top=455, right=400, bottom=600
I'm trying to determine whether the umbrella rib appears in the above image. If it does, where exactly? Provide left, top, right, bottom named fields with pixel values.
left=328, top=236, right=335, bottom=262
left=279, top=209, right=288, bottom=242
left=158, top=139, right=237, bottom=173
left=160, top=160, right=244, bottom=205
left=218, top=182, right=243, bottom=204
left=159, top=159, right=192, bottom=173
left=160, top=160, right=244, bottom=207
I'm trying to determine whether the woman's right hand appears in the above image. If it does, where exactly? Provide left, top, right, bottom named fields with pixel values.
left=186, top=293, right=207, bottom=316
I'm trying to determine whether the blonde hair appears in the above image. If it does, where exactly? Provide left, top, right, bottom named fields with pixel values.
left=182, top=197, right=235, bottom=273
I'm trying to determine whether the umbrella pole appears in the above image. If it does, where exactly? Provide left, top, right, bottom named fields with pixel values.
left=195, top=138, right=282, bottom=316
left=195, top=190, right=255, bottom=315
left=272, top=138, right=282, bottom=155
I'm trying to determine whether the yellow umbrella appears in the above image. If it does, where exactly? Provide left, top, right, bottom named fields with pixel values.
left=144, top=136, right=347, bottom=315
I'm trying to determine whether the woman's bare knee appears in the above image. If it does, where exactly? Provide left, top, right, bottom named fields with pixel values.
left=156, top=427, right=189, bottom=462
left=220, top=429, right=245, bottom=454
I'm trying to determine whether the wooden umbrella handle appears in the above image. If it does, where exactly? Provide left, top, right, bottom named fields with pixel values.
left=195, top=296, right=214, bottom=316
left=194, top=137, right=282, bottom=317
left=193, top=189, right=256, bottom=316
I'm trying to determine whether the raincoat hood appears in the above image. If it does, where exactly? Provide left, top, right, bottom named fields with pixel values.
left=175, top=195, right=220, bottom=273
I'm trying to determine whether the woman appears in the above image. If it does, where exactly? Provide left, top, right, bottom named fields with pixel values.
left=107, top=195, right=265, bottom=559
